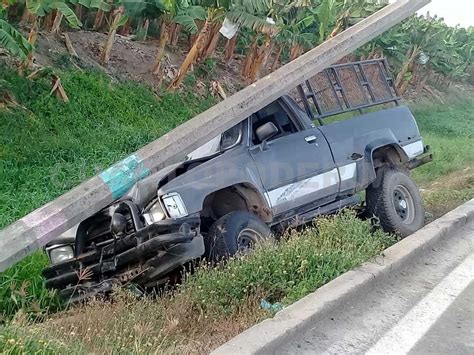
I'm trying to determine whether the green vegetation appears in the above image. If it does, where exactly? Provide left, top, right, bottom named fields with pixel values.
left=0, top=252, right=60, bottom=323
left=1, top=319, right=76, bottom=353
left=412, top=98, right=474, bottom=183
left=410, top=97, right=474, bottom=219
left=0, top=67, right=215, bottom=320
left=1, top=212, right=394, bottom=354
left=359, top=15, right=474, bottom=94
left=2, top=0, right=472, bottom=88
left=0, top=68, right=215, bottom=228
left=185, top=212, right=393, bottom=310
left=0, top=63, right=473, bottom=351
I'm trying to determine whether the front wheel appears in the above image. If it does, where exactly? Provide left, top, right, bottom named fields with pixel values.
left=204, top=211, right=271, bottom=262
left=366, top=169, right=425, bottom=237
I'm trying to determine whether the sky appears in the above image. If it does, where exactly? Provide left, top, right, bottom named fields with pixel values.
left=390, top=0, right=474, bottom=28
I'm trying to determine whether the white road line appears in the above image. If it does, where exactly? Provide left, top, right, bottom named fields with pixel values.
left=366, top=253, right=474, bottom=355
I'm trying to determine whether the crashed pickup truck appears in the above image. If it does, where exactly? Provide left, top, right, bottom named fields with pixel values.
left=43, top=59, right=432, bottom=301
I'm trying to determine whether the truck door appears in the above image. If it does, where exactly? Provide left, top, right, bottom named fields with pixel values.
left=249, top=99, right=338, bottom=216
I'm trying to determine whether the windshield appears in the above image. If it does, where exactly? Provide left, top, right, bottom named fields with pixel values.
left=186, top=122, right=242, bottom=160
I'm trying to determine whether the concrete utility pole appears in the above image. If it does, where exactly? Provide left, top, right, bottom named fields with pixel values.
left=0, top=0, right=430, bottom=272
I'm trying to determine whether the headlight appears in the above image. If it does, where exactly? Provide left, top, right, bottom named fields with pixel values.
left=162, top=193, right=188, bottom=219
left=46, top=225, right=77, bottom=264
left=48, top=245, right=74, bottom=264
left=143, top=202, right=166, bottom=224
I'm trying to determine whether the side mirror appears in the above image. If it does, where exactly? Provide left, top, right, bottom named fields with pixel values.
left=256, top=122, right=278, bottom=144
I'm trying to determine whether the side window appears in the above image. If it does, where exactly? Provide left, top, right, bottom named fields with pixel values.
left=221, top=122, right=242, bottom=150
left=252, top=102, right=298, bottom=145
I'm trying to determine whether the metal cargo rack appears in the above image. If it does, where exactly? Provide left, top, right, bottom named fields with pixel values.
left=296, top=58, right=401, bottom=125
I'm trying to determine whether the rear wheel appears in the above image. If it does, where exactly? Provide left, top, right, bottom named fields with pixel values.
left=366, top=168, right=425, bottom=237
left=204, top=211, right=271, bottom=262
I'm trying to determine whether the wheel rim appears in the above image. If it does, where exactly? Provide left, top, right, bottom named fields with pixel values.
left=237, top=228, right=261, bottom=253
left=392, top=185, right=415, bottom=224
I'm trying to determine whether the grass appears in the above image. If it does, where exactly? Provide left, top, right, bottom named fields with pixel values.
left=0, top=65, right=473, bottom=352
left=0, top=67, right=216, bottom=321
left=411, top=98, right=474, bottom=184
left=1, top=212, right=394, bottom=354
left=0, top=68, right=216, bottom=229
left=409, top=97, right=474, bottom=218
left=0, top=253, right=60, bottom=324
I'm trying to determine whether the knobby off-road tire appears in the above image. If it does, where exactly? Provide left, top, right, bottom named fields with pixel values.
left=366, top=168, right=425, bottom=237
left=204, top=211, right=271, bottom=262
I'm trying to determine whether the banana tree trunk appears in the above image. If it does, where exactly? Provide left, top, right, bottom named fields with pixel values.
left=169, top=19, right=212, bottom=91
left=51, top=12, right=63, bottom=34
left=290, top=42, right=303, bottom=61
left=170, top=23, right=181, bottom=46
left=415, top=67, right=430, bottom=91
left=44, top=11, right=55, bottom=31
left=199, top=22, right=221, bottom=62
left=142, top=18, right=150, bottom=40
left=224, top=34, right=237, bottom=61
left=94, top=9, right=105, bottom=30
left=152, top=21, right=170, bottom=76
left=328, top=11, right=348, bottom=39
left=395, top=45, right=420, bottom=95
left=241, top=36, right=258, bottom=79
left=100, top=8, right=124, bottom=66
left=271, top=44, right=283, bottom=72
left=75, top=4, right=83, bottom=22
left=118, top=19, right=131, bottom=36
left=20, top=7, right=31, bottom=24
left=26, top=15, right=39, bottom=67
left=188, top=20, right=204, bottom=51
left=248, top=36, right=273, bottom=83
left=6, top=2, right=19, bottom=20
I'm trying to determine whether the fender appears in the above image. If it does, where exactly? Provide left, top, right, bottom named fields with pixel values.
left=158, top=148, right=272, bottom=219
left=361, top=137, right=410, bottom=187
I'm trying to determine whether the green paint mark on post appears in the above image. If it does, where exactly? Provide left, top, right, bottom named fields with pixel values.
left=100, top=155, right=150, bottom=199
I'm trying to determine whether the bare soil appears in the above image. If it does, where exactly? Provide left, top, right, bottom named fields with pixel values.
left=33, top=30, right=246, bottom=94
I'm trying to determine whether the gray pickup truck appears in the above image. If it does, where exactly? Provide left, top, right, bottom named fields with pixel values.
left=43, top=59, right=432, bottom=301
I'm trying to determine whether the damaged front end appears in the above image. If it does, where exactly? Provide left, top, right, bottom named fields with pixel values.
left=42, top=199, right=203, bottom=303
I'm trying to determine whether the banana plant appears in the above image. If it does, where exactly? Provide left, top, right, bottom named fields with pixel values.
left=25, top=0, right=81, bottom=44
left=16, top=0, right=80, bottom=65
left=225, top=0, right=278, bottom=82
left=358, top=12, right=473, bottom=94
left=100, top=4, right=127, bottom=65
left=63, top=0, right=112, bottom=32
left=149, top=0, right=206, bottom=76
left=0, top=7, right=32, bottom=62
left=168, top=1, right=226, bottom=89
left=230, top=0, right=319, bottom=82
left=51, top=0, right=110, bottom=33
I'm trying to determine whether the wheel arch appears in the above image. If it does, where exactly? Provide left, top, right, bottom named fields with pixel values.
left=364, top=139, right=410, bottom=185
left=370, top=143, right=409, bottom=168
left=201, top=183, right=273, bottom=226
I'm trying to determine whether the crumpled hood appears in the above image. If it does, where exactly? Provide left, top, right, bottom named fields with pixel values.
left=120, top=162, right=182, bottom=210
left=120, top=152, right=220, bottom=210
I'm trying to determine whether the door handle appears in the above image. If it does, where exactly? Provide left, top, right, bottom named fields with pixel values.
left=305, top=135, right=317, bottom=144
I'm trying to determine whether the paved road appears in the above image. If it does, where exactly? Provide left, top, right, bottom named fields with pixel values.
left=278, top=220, right=474, bottom=355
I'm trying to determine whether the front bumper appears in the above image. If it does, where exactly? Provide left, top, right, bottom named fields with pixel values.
left=43, top=214, right=203, bottom=302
